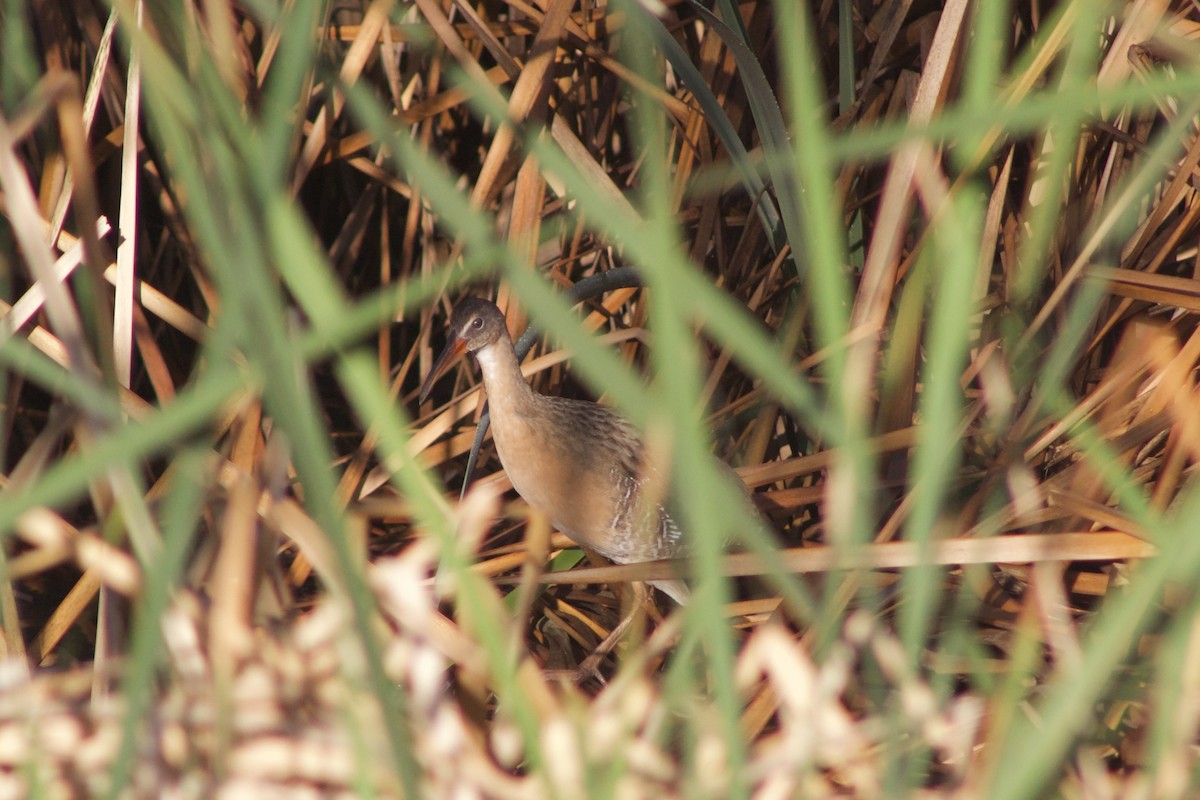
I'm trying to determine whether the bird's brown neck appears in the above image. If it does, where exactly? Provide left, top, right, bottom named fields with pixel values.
left=473, top=336, right=536, bottom=407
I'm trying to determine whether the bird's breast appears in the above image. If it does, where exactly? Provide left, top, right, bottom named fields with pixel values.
left=489, top=409, right=662, bottom=561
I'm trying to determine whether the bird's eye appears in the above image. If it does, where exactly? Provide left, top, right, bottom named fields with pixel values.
left=471, top=317, right=484, bottom=330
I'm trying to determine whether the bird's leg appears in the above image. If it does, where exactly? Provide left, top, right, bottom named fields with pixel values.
left=571, top=581, right=655, bottom=684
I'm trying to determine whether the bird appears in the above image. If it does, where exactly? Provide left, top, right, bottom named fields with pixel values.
left=417, top=296, right=757, bottom=605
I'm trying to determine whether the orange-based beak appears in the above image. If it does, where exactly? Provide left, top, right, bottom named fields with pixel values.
left=418, top=336, right=468, bottom=404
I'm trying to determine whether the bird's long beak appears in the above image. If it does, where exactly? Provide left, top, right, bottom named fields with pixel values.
left=418, top=336, right=468, bottom=404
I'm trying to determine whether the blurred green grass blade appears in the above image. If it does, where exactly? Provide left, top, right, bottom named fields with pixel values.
left=771, top=0, right=878, bottom=572
left=1143, top=586, right=1200, bottom=783
left=0, top=0, right=39, bottom=116
left=837, top=0, right=854, bottom=110
left=958, top=0, right=1008, bottom=167
left=0, top=335, right=124, bottom=425
left=106, top=447, right=207, bottom=800
left=1009, top=3, right=1106, bottom=307
left=837, top=0, right=863, bottom=269
left=119, top=17, right=201, bottom=129
left=264, top=193, right=355, bottom=326
left=617, top=5, right=749, bottom=794
left=650, top=236, right=750, bottom=797
left=899, top=190, right=983, bottom=660
left=827, top=65, right=1200, bottom=168
left=257, top=0, right=323, bottom=185
left=769, top=1, right=851, bottom=395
